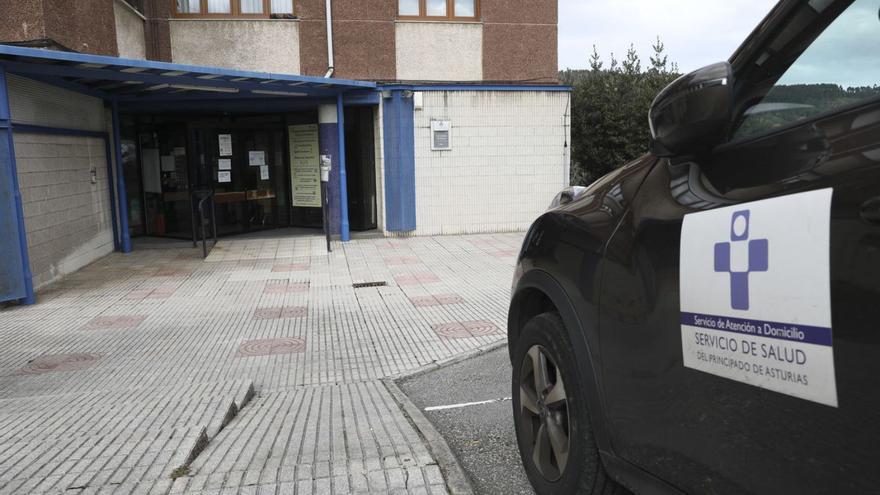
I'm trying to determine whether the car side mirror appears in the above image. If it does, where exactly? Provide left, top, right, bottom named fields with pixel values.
left=649, top=61, right=734, bottom=157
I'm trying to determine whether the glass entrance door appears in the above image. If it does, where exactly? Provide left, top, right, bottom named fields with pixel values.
left=193, top=117, right=289, bottom=236
left=124, top=115, right=291, bottom=240
left=136, top=125, right=193, bottom=239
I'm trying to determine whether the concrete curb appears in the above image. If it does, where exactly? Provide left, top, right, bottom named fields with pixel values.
left=384, top=379, right=475, bottom=495
left=387, top=339, right=509, bottom=382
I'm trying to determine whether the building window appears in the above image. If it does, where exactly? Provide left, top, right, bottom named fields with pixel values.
left=240, top=0, right=262, bottom=13
left=398, top=0, right=479, bottom=20
left=270, top=0, right=292, bottom=14
left=207, top=0, right=230, bottom=13
left=173, top=0, right=293, bottom=17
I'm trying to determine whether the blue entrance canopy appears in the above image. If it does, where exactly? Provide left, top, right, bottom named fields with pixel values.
left=0, top=45, right=376, bottom=103
left=0, top=46, right=367, bottom=306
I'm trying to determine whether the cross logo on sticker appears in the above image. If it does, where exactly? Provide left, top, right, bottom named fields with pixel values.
left=713, top=210, right=769, bottom=311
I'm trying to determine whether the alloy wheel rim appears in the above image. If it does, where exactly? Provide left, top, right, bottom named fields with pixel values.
left=519, top=345, right=570, bottom=482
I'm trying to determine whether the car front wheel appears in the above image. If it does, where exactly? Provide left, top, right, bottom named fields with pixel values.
left=512, top=311, right=621, bottom=495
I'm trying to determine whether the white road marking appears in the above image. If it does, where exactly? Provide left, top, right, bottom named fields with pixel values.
left=424, top=397, right=512, bottom=412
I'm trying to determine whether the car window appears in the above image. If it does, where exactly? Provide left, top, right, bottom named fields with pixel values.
left=733, top=0, right=880, bottom=141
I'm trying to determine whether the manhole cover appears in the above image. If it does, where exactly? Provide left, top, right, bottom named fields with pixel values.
left=237, top=338, right=306, bottom=357
left=432, top=320, right=501, bottom=339
left=19, top=353, right=101, bottom=375
left=353, top=281, right=387, bottom=289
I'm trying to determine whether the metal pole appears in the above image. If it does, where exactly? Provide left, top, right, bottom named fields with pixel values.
left=191, top=193, right=198, bottom=247
left=111, top=99, right=132, bottom=253
left=211, top=195, right=217, bottom=244
left=324, top=0, right=335, bottom=77
left=336, top=93, right=350, bottom=242
left=201, top=216, right=207, bottom=258
left=0, top=66, right=35, bottom=305
left=321, top=180, right=331, bottom=253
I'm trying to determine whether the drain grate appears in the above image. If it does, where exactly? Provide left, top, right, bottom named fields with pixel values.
left=353, top=281, right=388, bottom=289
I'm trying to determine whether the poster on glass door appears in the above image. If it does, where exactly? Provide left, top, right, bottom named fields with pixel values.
left=218, top=134, right=232, bottom=157
left=288, top=124, right=322, bottom=208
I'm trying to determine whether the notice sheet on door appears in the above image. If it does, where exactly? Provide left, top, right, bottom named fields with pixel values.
left=218, top=134, right=233, bottom=156
left=289, top=124, right=322, bottom=208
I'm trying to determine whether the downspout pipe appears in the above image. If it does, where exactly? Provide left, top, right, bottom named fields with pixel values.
left=324, top=0, right=334, bottom=78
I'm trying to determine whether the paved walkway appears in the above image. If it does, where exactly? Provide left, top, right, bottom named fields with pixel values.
left=0, top=233, right=521, bottom=494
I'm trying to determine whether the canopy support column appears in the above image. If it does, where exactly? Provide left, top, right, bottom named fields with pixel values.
left=110, top=99, right=131, bottom=253
left=336, top=93, right=350, bottom=242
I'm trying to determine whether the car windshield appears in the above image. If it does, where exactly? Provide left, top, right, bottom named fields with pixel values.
left=733, top=0, right=880, bottom=140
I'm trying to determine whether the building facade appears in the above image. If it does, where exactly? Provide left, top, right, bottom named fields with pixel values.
left=0, top=0, right=569, bottom=304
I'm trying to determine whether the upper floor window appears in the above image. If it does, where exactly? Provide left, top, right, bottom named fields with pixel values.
left=398, top=0, right=478, bottom=21
left=174, top=0, right=293, bottom=17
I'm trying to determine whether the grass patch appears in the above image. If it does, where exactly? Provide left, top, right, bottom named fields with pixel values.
left=170, top=466, right=190, bottom=480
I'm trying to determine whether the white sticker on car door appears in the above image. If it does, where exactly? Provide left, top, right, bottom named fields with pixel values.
left=680, top=188, right=837, bottom=407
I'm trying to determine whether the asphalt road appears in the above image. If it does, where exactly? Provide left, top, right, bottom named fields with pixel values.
left=398, top=346, right=535, bottom=495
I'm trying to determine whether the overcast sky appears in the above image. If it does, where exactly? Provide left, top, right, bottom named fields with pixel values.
left=559, top=0, right=778, bottom=73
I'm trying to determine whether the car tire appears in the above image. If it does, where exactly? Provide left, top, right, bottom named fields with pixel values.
left=512, top=311, right=621, bottom=495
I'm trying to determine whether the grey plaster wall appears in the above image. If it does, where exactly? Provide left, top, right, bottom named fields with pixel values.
left=395, top=22, right=482, bottom=82
left=114, top=0, right=147, bottom=60
left=170, top=19, right=301, bottom=73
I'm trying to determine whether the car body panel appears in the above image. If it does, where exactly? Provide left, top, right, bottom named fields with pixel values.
left=508, top=0, right=880, bottom=492
left=599, top=98, right=880, bottom=494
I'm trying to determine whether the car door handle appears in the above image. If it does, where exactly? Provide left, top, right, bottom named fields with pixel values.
left=862, top=196, right=880, bottom=224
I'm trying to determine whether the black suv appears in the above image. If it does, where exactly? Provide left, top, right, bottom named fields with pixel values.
left=508, top=0, right=880, bottom=493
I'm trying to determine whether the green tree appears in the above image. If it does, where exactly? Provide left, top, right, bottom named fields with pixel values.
left=567, top=38, right=680, bottom=185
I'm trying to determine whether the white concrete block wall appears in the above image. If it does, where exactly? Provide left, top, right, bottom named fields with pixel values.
left=412, top=91, right=570, bottom=236
left=8, top=77, right=114, bottom=289
left=14, top=134, right=114, bottom=289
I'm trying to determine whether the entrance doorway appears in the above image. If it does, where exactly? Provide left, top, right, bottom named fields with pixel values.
left=120, top=107, right=378, bottom=242
left=189, top=117, right=289, bottom=236
left=345, top=106, right=377, bottom=232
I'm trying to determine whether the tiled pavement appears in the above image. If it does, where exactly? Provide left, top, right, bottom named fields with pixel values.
left=0, top=232, right=523, bottom=494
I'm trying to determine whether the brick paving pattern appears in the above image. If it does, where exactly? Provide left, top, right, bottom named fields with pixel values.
left=0, top=232, right=522, bottom=494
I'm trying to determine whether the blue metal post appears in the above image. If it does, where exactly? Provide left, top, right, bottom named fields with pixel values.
left=336, top=93, right=350, bottom=242
left=318, top=105, right=340, bottom=235
left=0, top=67, right=35, bottom=305
left=110, top=99, right=131, bottom=253
left=381, top=90, right=416, bottom=232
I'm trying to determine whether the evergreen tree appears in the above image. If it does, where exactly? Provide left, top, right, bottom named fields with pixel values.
left=567, top=39, right=681, bottom=185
